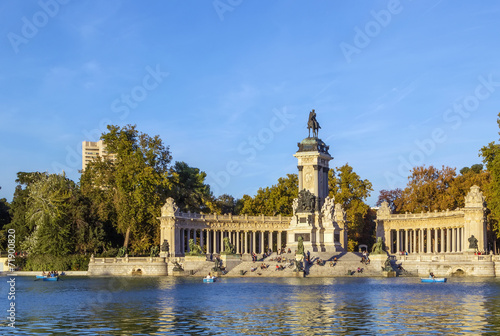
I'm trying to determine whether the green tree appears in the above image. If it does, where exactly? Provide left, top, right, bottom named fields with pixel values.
left=238, top=174, right=298, bottom=216
left=20, top=173, right=76, bottom=256
left=328, top=164, right=374, bottom=251
left=4, top=172, right=47, bottom=251
left=81, top=124, right=172, bottom=252
left=215, top=194, right=237, bottom=214
left=167, top=161, right=215, bottom=213
left=0, top=187, right=10, bottom=230
left=481, top=112, right=500, bottom=238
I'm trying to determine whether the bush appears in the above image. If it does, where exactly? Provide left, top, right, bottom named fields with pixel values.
left=23, top=254, right=90, bottom=271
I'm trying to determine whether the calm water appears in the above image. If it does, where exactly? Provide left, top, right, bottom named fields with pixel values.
left=2, top=276, right=500, bottom=335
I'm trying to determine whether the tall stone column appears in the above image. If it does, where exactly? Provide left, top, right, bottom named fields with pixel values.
left=269, top=231, right=274, bottom=252
left=385, top=230, right=391, bottom=253
left=200, top=229, right=204, bottom=251
left=426, top=228, right=430, bottom=253
left=446, top=227, right=453, bottom=253
left=439, top=228, right=445, bottom=253
left=313, top=165, right=319, bottom=200
left=452, top=228, right=456, bottom=253
left=404, top=230, right=408, bottom=253
left=261, top=231, right=265, bottom=254
left=434, top=229, right=438, bottom=253
left=412, top=229, right=416, bottom=253
left=236, top=231, right=240, bottom=254
left=243, top=231, right=248, bottom=254
left=252, top=231, right=256, bottom=254
left=396, top=230, right=400, bottom=253
left=212, top=230, right=216, bottom=253
left=297, top=166, right=303, bottom=191
left=278, top=231, right=282, bottom=252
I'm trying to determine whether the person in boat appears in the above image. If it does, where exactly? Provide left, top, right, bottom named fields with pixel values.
left=206, top=272, right=212, bottom=279
left=42, top=271, right=46, bottom=276
left=429, top=272, right=435, bottom=279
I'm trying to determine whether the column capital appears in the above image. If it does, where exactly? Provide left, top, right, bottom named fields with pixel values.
left=297, top=165, right=304, bottom=171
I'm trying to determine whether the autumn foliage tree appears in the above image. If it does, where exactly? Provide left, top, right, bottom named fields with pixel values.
left=329, top=164, right=374, bottom=251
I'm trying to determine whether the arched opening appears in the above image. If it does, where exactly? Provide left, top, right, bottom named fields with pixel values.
left=452, top=268, right=465, bottom=277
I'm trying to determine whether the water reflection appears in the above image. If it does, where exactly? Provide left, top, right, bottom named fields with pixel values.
left=3, top=277, right=500, bottom=335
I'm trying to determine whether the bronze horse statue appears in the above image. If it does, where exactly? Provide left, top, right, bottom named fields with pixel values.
left=307, top=109, right=321, bottom=137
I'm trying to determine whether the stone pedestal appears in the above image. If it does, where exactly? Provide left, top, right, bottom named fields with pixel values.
left=369, top=253, right=389, bottom=273
left=382, top=270, right=396, bottom=277
left=220, top=254, right=241, bottom=272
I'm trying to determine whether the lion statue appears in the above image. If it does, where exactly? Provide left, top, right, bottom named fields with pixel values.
left=187, top=239, right=203, bottom=255
left=221, top=237, right=235, bottom=255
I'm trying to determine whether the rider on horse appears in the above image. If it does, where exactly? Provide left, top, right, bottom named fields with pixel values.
left=308, top=109, right=321, bottom=137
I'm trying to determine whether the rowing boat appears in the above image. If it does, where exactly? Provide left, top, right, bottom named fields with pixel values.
left=421, top=277, right=446, bottom=283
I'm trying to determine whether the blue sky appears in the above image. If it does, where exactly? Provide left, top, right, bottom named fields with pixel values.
left=1, top=1, right=500, bottom=206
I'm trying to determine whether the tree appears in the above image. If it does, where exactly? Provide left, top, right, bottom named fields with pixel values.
left=20, top=173, right=76, bottom=256
left=481, top=112, right=500, bottom=238
left=81, top=124, right=172, bottom=252
left=328, top=164, right=374, bottom=251
left=238, top=174, right=298, bottom=216
left=215, top=194, right=237, bottom=214
left=0, top=187, right=11, bottom=230
left=4, top=172, right=48, bottom=251
left=376, top=189, right=403, bottom=213
left=394, top=165, right=456, bottom=213
left=167, top=161, right=215, bottom=213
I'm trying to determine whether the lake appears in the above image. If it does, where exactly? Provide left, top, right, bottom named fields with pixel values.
left=2, top=276, right=500, bottom=335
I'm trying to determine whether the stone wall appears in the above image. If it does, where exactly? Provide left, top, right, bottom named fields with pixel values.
left=88, top=257, right=168, bottom=276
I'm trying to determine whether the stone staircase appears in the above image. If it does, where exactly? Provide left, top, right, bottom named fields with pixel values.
left=222, top=252, right=386, bottom=278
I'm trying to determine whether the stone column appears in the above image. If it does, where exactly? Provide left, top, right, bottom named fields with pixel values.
left=259, top=231, right=265, bottom=253
left=459, top=227, right=463, bottom=252
left=446, top=228, right=452, bottom=253
left=404, top=230, right=408, bottom=253
left=313, top=165, right=319, bottom=198
left=384, top=230, right=391, bottom=253
left=452, top=228, right=456, bottom=253
left=298, top=166, right=303, bottom=191
left=236, top=231, right=240, bottom=254
left=269, top=231, right=274, bottom=252
left=243, top=231, right=248, bottom=254
left=322, top=167, right=328, bottom=200
left=412, top=229, right=416, bottom=253
left=439, top=228, right=445, bottom=253
left=426, top=228, right=430, bottom=253
left=434, top=229, right=438, bottom=253
left=278, top=231, right=282, bottom=252
left=200, top=229, right=204, bottom=251
left=220, top=231, right=224, bottom=253
left=252, top=231, right=256, bottom=254
left=213, top=230, right=216, bottom=254
left=396, top=230, right=400, bottom=253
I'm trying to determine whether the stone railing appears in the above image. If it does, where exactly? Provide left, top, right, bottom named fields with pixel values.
left=386, top=209, right=463, bottom=220
left=396, top=254, right=493, bottom=262
left=91, top=257, right=166, bottom=264
left=176, top=212, right=291, bottom=223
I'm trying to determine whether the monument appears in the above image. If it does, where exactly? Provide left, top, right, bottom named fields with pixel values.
left=287, top=110, right=348, bottom=253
